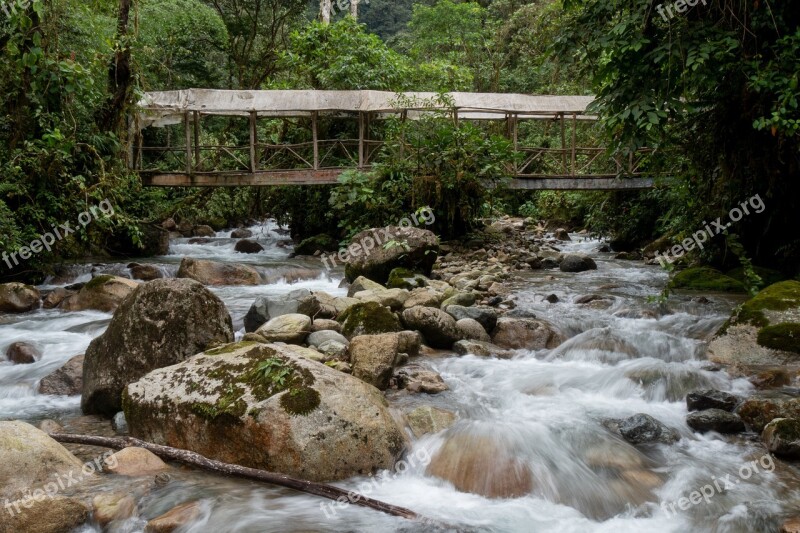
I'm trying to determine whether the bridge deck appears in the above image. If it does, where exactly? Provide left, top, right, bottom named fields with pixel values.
left=133, top=90, right=665, bottom=190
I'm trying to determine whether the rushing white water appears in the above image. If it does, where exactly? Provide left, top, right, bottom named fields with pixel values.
left=2, top=226, right=796, bottom=532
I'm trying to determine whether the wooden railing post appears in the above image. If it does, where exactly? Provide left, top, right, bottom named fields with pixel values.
left=312, top=111, right=319, bottom=170
left=184, top=112, right=192, bottom=175
left=571, top=113, right=577, bottom=177
left=358, top=111, right=365, bottom=169
left=193, top=111, right=201, bottom=171
left=560, top=113, right=567, bottom=175
left=249, top=112, right=257, bottom=173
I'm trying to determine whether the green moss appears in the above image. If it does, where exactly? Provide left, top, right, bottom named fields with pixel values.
left=757, top=323, right=800, bottom=354
left=726, top=266, right=787, bottom=288
left=337, top=301, right=401, bottom=337
left=84, top=274, right=115, bottom=290
left=387, top=267, right=426, bottom=290
left=670, top=267, right=746, bottom=293
left=295, top=234, right=338, bottom=256
left=280, top=387, right=321, bottom=416
left=736, top=281, right=800, bottom=327
left=205, top=341, right=259, bottom=355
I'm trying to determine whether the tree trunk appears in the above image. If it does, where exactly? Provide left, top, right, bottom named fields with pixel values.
left=350, top=0, right=359, bottom=19
left=97, top=0, right=134, bottom=135
left=49, top=433, right=429, bottom=522
left=320, top=0, right=332, bottom=24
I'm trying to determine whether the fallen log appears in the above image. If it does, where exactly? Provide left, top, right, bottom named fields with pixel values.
left=50, top=433, right=422, bottom=521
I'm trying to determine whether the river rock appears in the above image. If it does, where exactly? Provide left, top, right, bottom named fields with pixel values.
left=234, top=239, right=264, bottom=254
left=406, top=406, right=457, bottom=438
left=6, top=342, right=40, bottom=364
left=427, top=429, right=533, bottom=499
left=441, top=291, right=477, bottom=308
left=82, top=279, right=234, bottom=417
left=444, top=305, right=498, bottom=332
left=344, top=226, right=439, bottom=284
left=243, top=289, right=320, bottom=332
left=762, top=418, right=800, bottom=459
left=123, top=342, right=407, bottom=481
left=387, top=268, right=429, bottom=290
left=231, top=228, right=253, bottom=239
left=737, top=395, right=800, bottom=433
left=554, top=228, right=571, bottom=241
left=403, top=287, right=443, bottom=309
left=618, top=414, right=679, bottom=445
left=0, top=282, right=40, bottom=313
left=686, top=389, right=740, bottom=412
left=456, top=318, right=490, bottom=342
left=453, top=340, right=511, bottom=358
left=256, top=314, right=312, bottom=344
left=0, top=497, right=90, bottom=533
left=128, top=263, right=163, bottom=281
left=38, top=354, right=84, bottom=395
left=307, top=330, right=348, bottom=350
left=491, top=318, right=563, bottom=350
left=42, top=288, right=73, bottom=309
left=560, top=254, right=598, bottom=273
left=708, top=281, right=800, bottom=366
left=92, top=492, right=137, bottom=526
left=347, top=276, right=386, bottom=297
left=311, top=319, right=342, bottom=333
left=59, top=275, right=138, bottom=312
left=354, top=288, right=410, bottom=310
left=193, top=225, right=215, bottom=237
left=338, top=302, right=402, bottom=339
left=350, top=333, right=403, bottom=390
left=177, top=257, right=261, bottom=286
left=401, top=307, right=459, bottom=349
left=104, top=447, right=169, bottom=476
left=393, top=364, right=448, bottom=394
left=0, top=421, right=86, bottom=501
left=144, top=501, right=202, bottom=533
left=312, top=291, right=359, bottom=318
left=686, top=408, right=745, bottom=434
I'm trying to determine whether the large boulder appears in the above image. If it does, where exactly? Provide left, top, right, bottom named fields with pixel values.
left=338, top=302, right=402, bottom=339
left=128, top=263, right=163, bottom=281
left=491, top=318, right=563, bottom=350
left=0, top=422, right=86, bottom=501
left=0, top=283, right=40, bottom=313
left=560, top=254, right=598, bottom=273
left=349, top=334, right=403, bottom=390
left=344, top=226, right=439, bottom=284
left=82, top=279, right=234, bottom=417
left=234, top=239, right=264, bottom=254
left=762, top=418, right=800, bottom=459
left=686, top=390, right=740, bottom=412
left=243, top=289, right=321, bottom=332
left=123, top=342, right=407, bottom=481
left=59, top=275, right=138, bottom=312
left=708, top=281, right=800, bottom=366
left=346, top=276, right=386, bottom=297
left=177, top=257, right=261, bottom=286
left=670, top=267, right=746, bottom=293
left=456, top=318, right=491, bottom=342
left=387, top=268, right=429, bottom=290
left=0, top=497, right=90, bottom=533
left=38, top=355, right=84, bottom=396
left=255, top=314, right=312, bottom=344
left=401, top=307, right=460, bottom=349
left=618, top=414, right=679, bottom=445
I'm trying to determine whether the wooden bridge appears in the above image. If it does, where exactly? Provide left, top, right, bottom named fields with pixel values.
left=132, top=90, right=663, bottom=190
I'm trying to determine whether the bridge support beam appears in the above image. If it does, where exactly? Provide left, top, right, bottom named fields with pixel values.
left=508, top=177, right=655, bottom=190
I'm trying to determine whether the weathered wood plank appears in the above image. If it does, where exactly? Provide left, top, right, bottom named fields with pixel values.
left=508, top=177, right=656, bottom=190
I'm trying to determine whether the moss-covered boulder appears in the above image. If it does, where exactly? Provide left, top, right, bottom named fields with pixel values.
left=387, top=268, right=428, bottom=290
left=670, top=267, right=746, bottom=293
left=736, top=394, right=800, bottom=433
left=344, top=226, right=439, bottom=284
left=763, top=418, right=800, bottom=459
left=0, top=282, right=40, bottom=313
left=401, top=306, right=460, bottom=349
left=337, top=302, right=402, bottom=339
left=294, top=234, right=338, bottom=256
left=82, top=279, right=234, bottom=417
left=709, top=281, right=800, bottom=366
left=123, top=342, right=407, bottom=481
left=59, top=275, right=138, bottom=313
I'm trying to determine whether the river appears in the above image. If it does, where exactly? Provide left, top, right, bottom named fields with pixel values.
left=1, top=222, right=796, bottom=532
